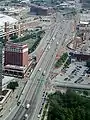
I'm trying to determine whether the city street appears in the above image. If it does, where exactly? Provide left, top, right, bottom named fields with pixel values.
left=5, top=13, right=74, bottom=120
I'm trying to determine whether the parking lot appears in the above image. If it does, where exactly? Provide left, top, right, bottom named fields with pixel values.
left=52, top=61, right=90, bottom=85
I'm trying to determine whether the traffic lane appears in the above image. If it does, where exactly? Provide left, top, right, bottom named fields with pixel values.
left=26, top=25, right=62, bottom=119
left=21, top=75, right=44, bottom=120
left=30, top=41, right=60, bottom=120
left=4, top=15, right=64, bottom=120
left=29, top=50, right=57, bottom=120
left=25, top=56, right=53, bottom=119
left=30, top=21, right=73, bottom=120
left=30, top=54, right=57, bottom=120
left=7, top=17, right=70, bottom=120
left=10, top=32, right=51, bottom=120
left=32, top=21, right=61, bottom=57
left=29, top=24, right=67, bottom=120
left=28, top=18, right=74, bottom=119
left=22, top=66, right=45, bottom=102
left=19, top=37, right=51, bottom=103
left=17, top=76, right=43, bottom=120
left=32, top=17, right=66, bottom=58
left=18, top=30, right=59, bottom=119
left=21, top=44, right=57, bottom=120
left=20, top=21, right=60, bottom=103
left=33, top=14, right=65, bottom=55
left=18, top=56, right=50, bottom=119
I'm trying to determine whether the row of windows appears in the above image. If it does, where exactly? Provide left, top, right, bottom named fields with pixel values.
left=5, top=47, right=22, bottom=52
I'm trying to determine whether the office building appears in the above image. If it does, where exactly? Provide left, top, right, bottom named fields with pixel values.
left=0, top=42, right=3, bottom=95
left=30, top=4, right=54, bottom=16
left=4, top=42, right=29, bottom=77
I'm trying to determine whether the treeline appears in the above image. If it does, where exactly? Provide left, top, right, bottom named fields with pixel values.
left=28, top=35, right=41, bottom=53
left=47, top=89, right=90, bottom=120
left=55, top=52, right=68, bottom=68
left=11, top=30, right=45, bottom=43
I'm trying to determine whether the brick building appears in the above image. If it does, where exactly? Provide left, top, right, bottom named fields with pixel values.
left=4, top=42, right=29, bottom=77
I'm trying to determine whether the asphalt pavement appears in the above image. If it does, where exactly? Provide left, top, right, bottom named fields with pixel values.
left=5, top=13, right=74, bottom=120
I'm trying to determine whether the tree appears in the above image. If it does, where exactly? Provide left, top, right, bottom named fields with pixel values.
left=86, top=60, right=90, bottom=67
left=47, top=89, right=90, bottom=120
left=83, top=91, right=88, bottom=96
left=7, top=81, right=19, bottom=91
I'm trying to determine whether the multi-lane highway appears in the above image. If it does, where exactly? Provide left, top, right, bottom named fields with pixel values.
left=5, top=13, right=74, bottom=120
left=30, top=18, right=74, bottom=120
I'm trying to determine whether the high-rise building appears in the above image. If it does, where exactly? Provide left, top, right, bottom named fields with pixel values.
left=4, top=42, right=29, bottom=77
left=0, top=42, right=3, bottom=95
left=4, top=42, right=28, bottom=66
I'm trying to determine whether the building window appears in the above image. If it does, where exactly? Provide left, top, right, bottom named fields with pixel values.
left=19, top=49, right=22, bottom=53
left=16, top=48, right=20, bottom=52
left=13, top=48, right=15, bottom=52
left=7, top=47, right=10, bottom=51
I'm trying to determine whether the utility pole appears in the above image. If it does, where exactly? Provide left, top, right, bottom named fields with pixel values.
left=0, top=42, right=3, bottom=95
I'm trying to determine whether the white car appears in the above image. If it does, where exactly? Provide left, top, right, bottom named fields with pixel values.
left=48, top=45, right=50, bottom=50
left=42, top=70, right=46, bottom=76
left=56, top=42, right=59, bottom=45
left=52, top=37, right=55, bottom=41
left=38, top=68, right=42, bottom=71
left=38, top=114, right=41, bottom=118
left=24, top=114, right=28, bottom=119
left=26, top=104, right=30, bottom=109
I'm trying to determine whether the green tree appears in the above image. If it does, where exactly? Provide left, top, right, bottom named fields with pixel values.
left=83, top=91, right=88, bottom=96
left=86, top=60, right=90, bottom=67
left=47, top=89, right=90, bottom=120
left=7, top=81, right=19, bottom=91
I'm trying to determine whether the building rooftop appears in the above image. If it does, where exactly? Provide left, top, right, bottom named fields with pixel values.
left=80, top=13, right=90, bottom=22
left=2, top=76, right=14, bottom=89
left=30, top=4, right=49, bottom=10
left=4, top=64, right=26, bottom=71
left=0, top=14, right=18, bottom=27
left=79, top=21, right=89, bottom=25
left=5, top=42, right=28, bottom=49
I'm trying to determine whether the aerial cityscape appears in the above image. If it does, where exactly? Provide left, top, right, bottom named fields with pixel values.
left=0, top=0, right=90, bottom=120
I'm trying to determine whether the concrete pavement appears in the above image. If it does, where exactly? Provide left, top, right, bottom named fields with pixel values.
left=53, top=82, right=90, bottom=90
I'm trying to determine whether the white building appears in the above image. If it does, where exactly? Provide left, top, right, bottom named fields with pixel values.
left=0, top=14, right=21, bottom=39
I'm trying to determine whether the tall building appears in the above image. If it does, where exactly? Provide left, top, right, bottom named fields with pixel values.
left=4, top=42, right=29, bottom=77
left=0, top=42, right=3, bottom=95
left=30, top=4, right=54, bottom=15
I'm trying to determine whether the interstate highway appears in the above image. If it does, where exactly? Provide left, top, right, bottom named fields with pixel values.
left=5, top=14, right=73, bottom=120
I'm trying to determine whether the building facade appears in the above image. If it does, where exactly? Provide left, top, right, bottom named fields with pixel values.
left=30, top=4, right=54, bottom=16
left=4, top=42, right=29, bottom=77
left=0, top=42, right=3, bottom=95
left=70, top=52, right=90, bottom=61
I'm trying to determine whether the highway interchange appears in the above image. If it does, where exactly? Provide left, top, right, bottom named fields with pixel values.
left=5, top=13, right=74, bottom=120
